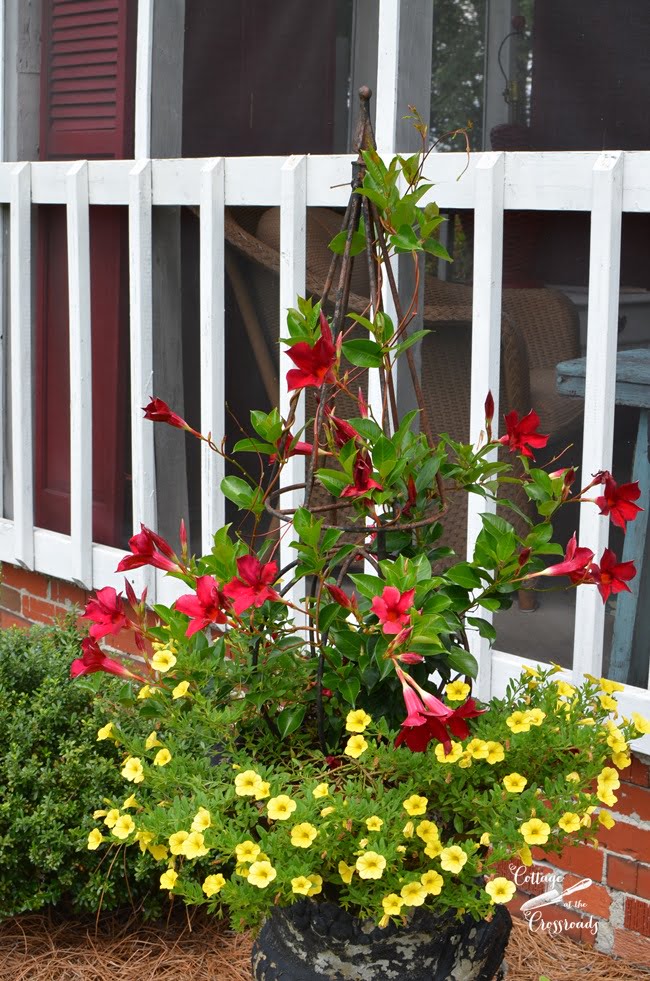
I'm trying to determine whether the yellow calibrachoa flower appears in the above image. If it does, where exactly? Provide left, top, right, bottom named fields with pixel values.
left=555, top=680, right=576, bottom=698
left=518, top=844, right=533, bottom=867
left=182, top=831, right=209, bottom=858
left=191, top=807, right=211, bottom=832
left=235, top=840, right=261, bottom=863
left=465, top=738, right=489, bottom=760
left=151, top=648, right=177, bottom=672
left=202, top=873, right=226, bottom=897
left=421, top=870, right=444, bottom=895
left=169, top=830, right=189, bottom=855
left=248, top=860, right=277, bottom=888
left=123, top=794, right=138, bottom=809
left=344, top=734, right=368, bottom=758
left=291, top=876, right=312, bottom=895
left=565, top=771, right=580, bottom=783
left=402, top=821, right=414, bottom=837
left=137, top=684, right=153, bottom=699
left=598, top=694, right=618, bottom=712
left=321, top=806, right=335, bottom=817
left=338, top=861, right=355, bottom=884
left=458, top=751, right=473, bottom=769
left=403, top=795, right=428, bottom=816
left=434, top=741, right=463, bottom=763
left=149, top=844, right=168, bottom=861
left=382, top=894, right=403, bottom=915
left=503, top=773, right=527, bottom=793
left=440, top=845, right=468, bottom=874
left=597, top=767, right=621, bottom=792
left=254, top=780, right=271, bottom=800
left=598, top=810, right=616, bottom=829
left=485, top=742, right=505, bottom=764
left=527, top=708, right=546, bottom=726
left=87, top=829, right=104, bottom=850
left=523, top=665, right=540, bottom=678
left=577, top=718, right=596, bottom=726
left=424, top=839, right=443, bottom=859
left=112, top=814, right=135, bottom=840
left=172, top=680, right=190, bottom=699
left=606, top=727, right=627, bottom=751
left=480, top=833, right=491, bottom=847
left=558, top=812, right=581, bottom=833
left=145, top=731, right=162, bottom=750
left=93, top=809, right=107, bottom=819
left=632, top=712, right=650, bottom=735
left=234, top=770, right=263, bottom=796
left=400, top=881, right=427, bottom=906
left=307, top=874, right=323, bottom=896
left=445, top=680, right=470, bottom=702
left=485, top=877, right=516, bottom=904
left=506, top=711, right=531, bottom=734
left=96, top=722, right=114, bottom=741
left=121, top=757, right=144, bottom=783
left=103, top=808, right=120, bottom=828
left=153, top=748, right=172, bottom=767
left=416, top=820, right=439, bottom=842
left=355, top=851, right=387, bottom=880
left=135, top=830, right=154, bottom=852
left=267, top=795, right=297, bottom=820
left=312, top=783, right=329, bottom=799
left=520, top=818, right=551, bottom=845
left=291, top=823, right=318, bottom=848
left=612, top=751, right=631, bottom=769
left=596, top=786, right=618, bottom=806
left=581, top=806, right=597, bottom=828
left=345, top=709, right=372, bottom=732
left=600, top=678, right=625, bottom=694
left=235, top=865, right=250, bottom=878
left=366, top=816, right=384, bottom=832
left=160, top=869, right=178, bottom=891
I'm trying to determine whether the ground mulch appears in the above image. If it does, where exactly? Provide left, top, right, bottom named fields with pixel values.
left=0, top=909, right=648, bottom=980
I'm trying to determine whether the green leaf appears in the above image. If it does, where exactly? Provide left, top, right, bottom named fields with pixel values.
left=372, top=436, right=397, bottom=477
left=338, top=675, right=361, bottom=706
left=467, top=616, right=497, bottom=642
left=392, top=329, right=431, bottom=359
left=316, top=469, right=349, bottom=496
left=389, top=224, right=421, bottom=253
left=445, top=563, right=482, bottom=589
left=341, top=339, right=385, bottom=368
left=355, top=186, right=388, bottom=210
left=232, top=437, right=275, bottom=455
left=276, top=705, right=307, bottom=739
left=318, top=603, right=341, bottom=634
left=220, top=476, right=255, bottom=509
left=422, top=238, right=452, bottom=262
left=349, top=573, right=385, bottom=600
left=328, top=228, right=366, bottom=257
left=445, top=647, right=479, bottom=678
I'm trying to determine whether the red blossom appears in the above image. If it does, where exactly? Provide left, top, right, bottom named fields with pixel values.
left=286, top=312, right=336, bottom=391
left=223, top=555, right=281, bottom=615
left=70, top=637, right=145, bottom=682
left=175, top=575, right=230, bottom=637
left=590, top=548, right=636, bottom=602
left=523, top=533, right=594, bottom=585
left=397, top=651, right=424, bottom=664
left=143, top=397, right=198, bottom=435
left=82, top=586, right=129, bottom=640
left=485, top=391, right=495, bottom=441
left=395, top=696, right=486, bottom=754
left=340, top=451, right=383, bottom=498
left=595, top=475, right=643, bottom=532
left=269, top=432, right=313, bottom=464
left=371, top=587, right=415, bottom=635
left=325, top=407, right=359, bottom=448
left=325, top=583, right=356, bottom=610
left=116, top=524, right=181, bottom=574
left=499, top=409, right=549, bottom=459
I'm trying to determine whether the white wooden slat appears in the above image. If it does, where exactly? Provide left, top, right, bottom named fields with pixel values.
left=134, top=0, right=154, bottom=159
left=199, top=158, right=225, bottom=554
left=305, top=155, right=357, bottom=208
left=572, top=152, right=624, bottom=682
left=0, top=518, right=15, bottom=560
left=468, top=152, right=505, bottom=703
left=279, top=155, right=307, bottom=599
left=375, top=0, right=400, bottom=153
left=9, top=162, right=33, bottom=568
left=66, top=161, right=93, bottom=587
left=128, top=159, right=157, bottom=598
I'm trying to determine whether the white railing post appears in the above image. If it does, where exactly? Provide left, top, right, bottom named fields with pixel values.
left=469, top=152, right=505, bottom=702
left=199, top=158, right=225, bottom=553
left=9, top=161, right=33, bottom=568
left=573, top=151, right=624, bottom=682
left=134, top=0, right=153, bottom=159
left=66, top=161, right=93, bottom=587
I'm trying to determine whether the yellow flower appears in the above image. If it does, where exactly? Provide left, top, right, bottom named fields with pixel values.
left=191, top=807, right=211, bottom=832
left=96, top=722, right=114, bottom=741
left=597, top=767, right=621, bottom=792
left=527, top=708, right=546, bottom=727
left=458, top=751, right=473, bottom=769
left=346, top=709, right=372, bottom=732
left=606, top=727, right=627, bottom=749
left=291, top=823, right=318, bottom=848
left=121, top=757, right=144, bottom=784
left=254, top=780, right=271, bottom=800
left=485, top=742, right=505, bottom=764
left=122, top=794, right=138, bottom=809
left=87, top=829, right=104, bottom=850
left=565, top=772, right=580, bottom=783
left=169, top=830, right=189, bottom=855
left=291, top=875, right=312, bottom=895
left=485, top=877, right=516, bottom=904
left=466, top=738, right=489, bottom=760
left=382, top=894, right=403, bottom=916
left=403, top=795, right=428, bottom=816
left=396, top=845, right=407, bottom=853
left=355, top=851, right=387, bottom=880
left=577, top=718, right=596, bottom=726
left=596, top=786, right=618, bottom=806
left=520, top=818, right=551, bottom=845
left=632, top=712, right=650, bottom=735
left=145, top=731, right=162, bottom=750
left=598, top=810, right=616, bottom=829
left=518, top=845, right=533, bottom=867
left=424, top=839, right=443, bottom=859
left=344, top=735, right=368, bottom=759
left=235, top=840, right=261, bottom=863
left=359, top=838, right=368, bottom=848
left=234, top=770, right=263, bottom=796
left=445, top=680, right=470, bottom=702
left=267, top=795, right=297, bottom=820
left=421, top=870, right=444, bottom=895
left=503, top=773, right=527, bottom=794
left=172, top=680, right=190, bottom=699
left=416, top=820, right=439, bottom=843
left=440, top=845, right=468, bottom=874
left=137, top=684, right=153, bottom=699
left=555, top=680, right=576, bottom=698
left=182, top=831, right=209, bottom=859
left=400, top=881, right=427, bottom=906
left=434, top=741, right=463, bottom=763
left=149, top=844, right=168, bottom=861
left=480, top=832, right=491, bottom=847
left=338, top=861, right=355, bottom=884
left=506, top=711, right=531, bottom=734
left=558, top=812, right=581, bottom=833
left=522, top=665, right=540, bottom=678
left=321, top=806, right=335, bottom=817
left=600, top=678, right=625, bottom=694
left=248, top=860, right=277, bottom=889
left=366, top=816, right=384, bottom=832
left=103, top=808, right=120, bottom=829
left=598, top=694, right=618, bottom=712
left=402, top=821, right=415, bottom=838
left=160, top=869, right=178, bottom=891
left=202, top=873, right=226, bottom=897
left=135, top=830, right=154, bottom=852
left=153, top=748, right=172, bottom=767
left=93, top=809, right=107, bottom=819
left=151, top=649, right=177, bottom=672
left=235, top=865, right=250, bottom=878
left=312, top=783, right=329, bottom=799
left=612, top=751, right=631, bottom=770
left=307, top=874, right=323, bottom=896
left=111, top=815, right=135, bottom=840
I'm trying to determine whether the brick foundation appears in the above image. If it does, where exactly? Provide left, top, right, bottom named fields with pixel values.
left=1, top=559, right=650, bottom=967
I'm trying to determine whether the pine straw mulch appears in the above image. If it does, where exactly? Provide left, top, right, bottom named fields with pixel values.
left=0, top=909, right=648, bottom=981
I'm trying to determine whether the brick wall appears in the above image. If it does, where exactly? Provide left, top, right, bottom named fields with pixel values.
left=1, top=560, right=650, bottom=967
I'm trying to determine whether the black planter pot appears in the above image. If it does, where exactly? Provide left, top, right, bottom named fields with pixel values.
left=251, top=899, right=511, bottom=980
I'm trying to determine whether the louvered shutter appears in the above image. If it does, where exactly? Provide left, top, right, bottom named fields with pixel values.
left=35, top=0, right=135, bottom=547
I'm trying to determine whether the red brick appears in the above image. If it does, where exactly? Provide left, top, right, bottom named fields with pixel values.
left=598, top=820, right=650, bottom=863
left=608, top=854, right=639, bottom=894
left=50, top=579, right=89, bottom=609
left=21, top=595, right=60, bottom=625
left=625, top=896, right=650, bottom=937
left=106, top=629, right=144, bottom=658
left=0, top=564, right=49, bottom=597
left=637, top=865, right=650, bottom=902
left=0, top=584, right=22, bottom=613
left=613, top=927, right=650, bottom=967
left=562, top=873, right=611, bottom=918
left=0, top=611, right=32, bottom=630
left=627, top=756, right=650, bottom=788
left=533, top=844, right=604, bottom=883
left=615, top=782, right=650, bottom=821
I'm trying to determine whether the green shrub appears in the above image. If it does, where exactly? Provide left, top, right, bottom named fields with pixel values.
left=0, top=616, right=160, bottom=919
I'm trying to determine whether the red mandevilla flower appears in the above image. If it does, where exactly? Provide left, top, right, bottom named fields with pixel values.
left=70, top=637, right=145, bottom=682
left=395, top=696, right=486, bottom=754
left=82, top=586, right=128, bottom=640
left=325, top=583, right=356, bottom=610
left=595, top=474, right=643, bottom=532
left=223, top=555, right=281, bottom=615
left=590, top=548, right=636, bottom=602
left=116, top=524, right=181, bottom=574
left=340, top=451, right=383, bottom=498
left=143, top=397, right=196, bottom=434
left=269, top=432, right=313, bottom=464
left=498, top=409, right=549, bottom=460
left=370, top=587, right=415, bottom=635
left=286, top=312, right=336, bottom=391
left=175, top=575, right=230, bottom=637
left=523, top=533, right=594, bottom=585
left=325, top=407, right=359, bottom=448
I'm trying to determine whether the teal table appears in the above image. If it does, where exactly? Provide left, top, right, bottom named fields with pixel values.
left=556, top=349, right=650, bottom=686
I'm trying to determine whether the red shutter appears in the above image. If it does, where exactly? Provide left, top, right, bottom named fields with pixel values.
left=36, top=0, right=135, bottom=547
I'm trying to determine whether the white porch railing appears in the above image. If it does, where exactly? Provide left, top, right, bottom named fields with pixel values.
left=1, top=148, right=649, bottom=753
